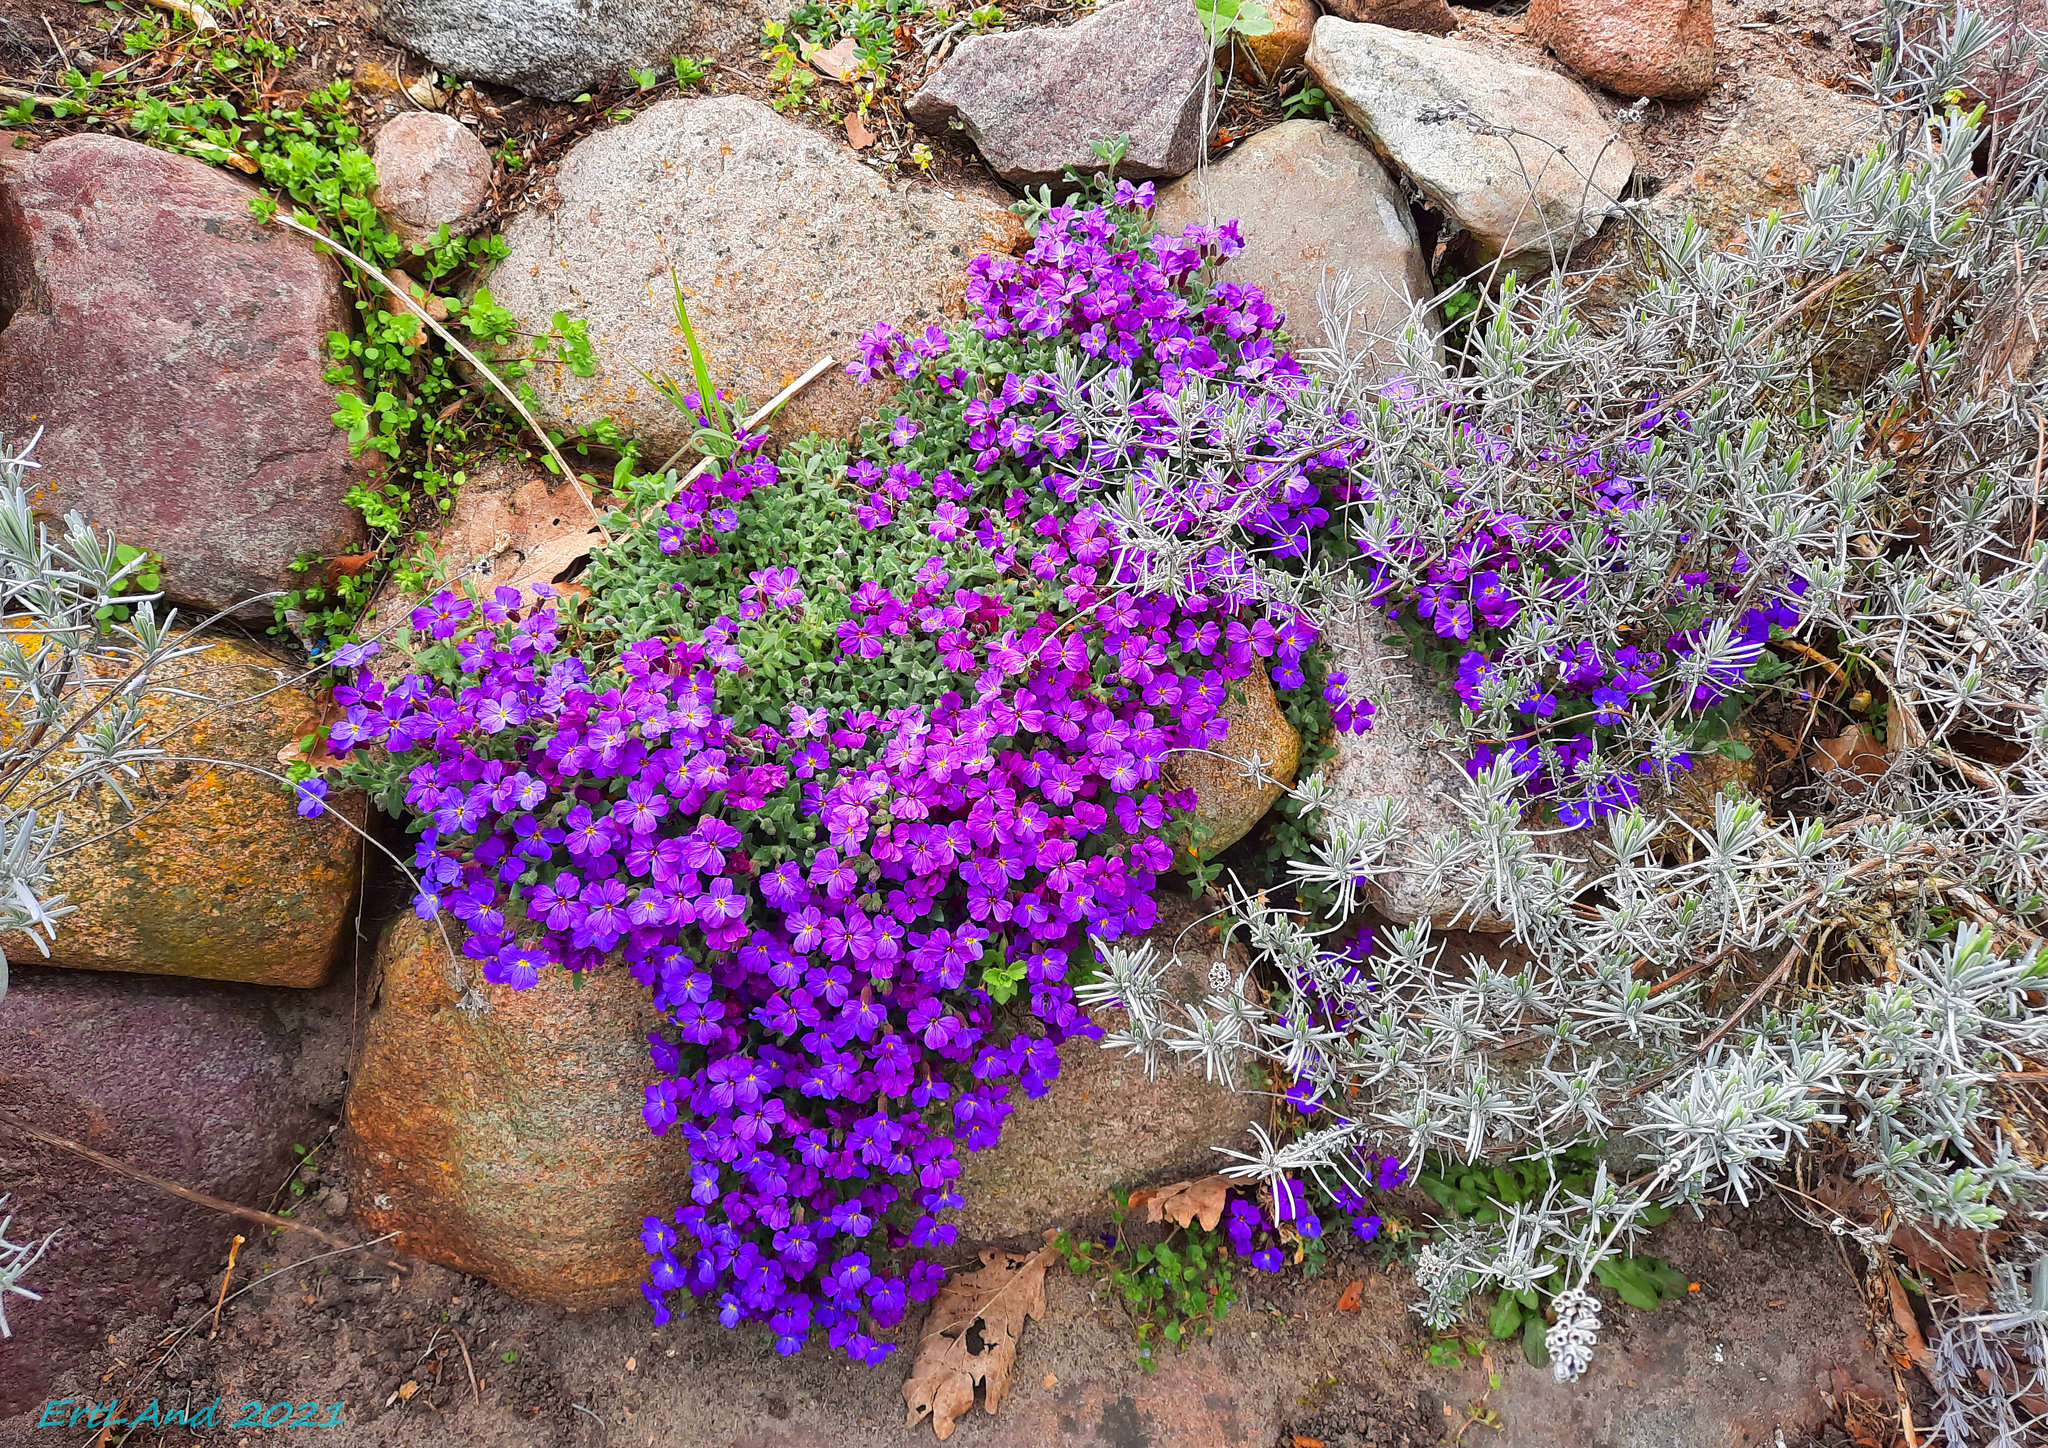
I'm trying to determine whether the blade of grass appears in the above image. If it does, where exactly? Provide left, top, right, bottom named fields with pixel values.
left=670, top=267, right=729, bottom=435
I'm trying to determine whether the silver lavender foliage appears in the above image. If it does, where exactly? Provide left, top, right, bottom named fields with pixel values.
left=0, top=1195, right=57, bottom=1340
left=0, top=433, right=213, bottom=1003
left=1075, top=0, right=2048, bottom=1420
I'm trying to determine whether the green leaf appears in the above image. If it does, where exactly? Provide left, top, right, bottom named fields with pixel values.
left=1522, top=1316, right=1550, bottom=1369
left=669, top=271, right=728, bottom=434
left=1488, top=1294, right=1522, bottom=1340
left=1594, top=1259, right=1662, bottom=1312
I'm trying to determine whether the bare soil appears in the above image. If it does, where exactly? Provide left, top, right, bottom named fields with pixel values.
left=1, top=1156, right=1900, bottom=1448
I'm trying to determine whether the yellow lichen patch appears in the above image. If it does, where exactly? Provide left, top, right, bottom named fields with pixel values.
left=0, top=628, right=362, bottom=987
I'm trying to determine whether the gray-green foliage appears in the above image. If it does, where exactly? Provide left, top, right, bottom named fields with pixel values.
left=0, top=1195, right=56, bottom=1339
left=1083, top=0, right=2048, bottom=1418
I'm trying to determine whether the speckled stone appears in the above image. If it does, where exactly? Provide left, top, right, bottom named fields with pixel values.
left=344, top=914, right=692, bottom=1308
left=483, top=96, right=1026, bottom=458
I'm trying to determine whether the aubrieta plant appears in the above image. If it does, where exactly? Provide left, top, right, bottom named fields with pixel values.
left=323, top=184, right=1369, bottom=1365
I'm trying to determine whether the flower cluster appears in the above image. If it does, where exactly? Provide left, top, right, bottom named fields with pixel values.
left=1353, top=411, right=1810, bottom=825
left=333, top=194, right=1360, bottom=1366
left=1218, top=1163, right=1402, bottom=1273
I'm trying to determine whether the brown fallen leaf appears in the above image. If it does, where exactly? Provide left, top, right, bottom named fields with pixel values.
left=322, top=550, right=377, bottom=588
left=1808, top=723, right=1891, bottom=784
left=1126, top=1174, right=1231, bottom=1232
left=278, top=695, right=348, bottom=771
left=1335, top=1278, right=1363, bottom=1313
left=846, top=110, right=878, bottom=151
left=1888, top=696, right=1928, bottom=751
left=903, top=1235, right=1058, bottom=1440
left=1886, top=1270, right=1935, bottom=1376
left=806, top=35, right=861, bottom=82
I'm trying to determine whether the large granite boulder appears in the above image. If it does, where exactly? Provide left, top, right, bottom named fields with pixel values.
left=483, top=96, right=1027, bottom=461
left=343, top=914, right=691, bottom=1309
left=1306, top=18, right=1634, bottom=262
left=0, top=631, right=363, bottom=988
left=1154, top=119, right=1432, bottom=362
left=362, top=0, right=782, bottom=103
left=0, top=965, right=347, bottom=1415
left=0, top=135, right=366, bottom=616
left=1526, top=0, right=1714, bottom=101
left=906, top=0, right=1213, bottom=186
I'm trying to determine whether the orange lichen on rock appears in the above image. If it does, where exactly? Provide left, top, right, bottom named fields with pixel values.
left=0, top=630, right=362, bottom=987
left=344, top=915, right=692, bottom=1308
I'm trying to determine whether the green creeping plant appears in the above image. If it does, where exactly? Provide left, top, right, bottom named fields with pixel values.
left=1417, top=1144, right=1685, bottom=1368
left=1055, top=1192, right=1239, bottom=1367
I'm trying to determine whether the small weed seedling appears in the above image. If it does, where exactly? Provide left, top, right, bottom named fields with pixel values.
left=1055, top=1192, right=1239, bottom=1368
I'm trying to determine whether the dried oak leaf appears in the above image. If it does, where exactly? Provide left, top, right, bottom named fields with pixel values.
left=903, top=1235, right=1058, bottom=1440
left=846, top=110, right=878, bottom=151
left=1127, top=1174, right=1231, bottom=1232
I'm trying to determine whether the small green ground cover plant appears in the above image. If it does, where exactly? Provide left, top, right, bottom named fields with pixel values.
left=1415, top=1144, right=1684, bottom=1370
left=1053, top=1190, right=1240, bottom=1365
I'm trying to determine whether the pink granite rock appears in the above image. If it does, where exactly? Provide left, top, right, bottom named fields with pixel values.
left=1526, top=0, right=1715, bottom=100
left=1319, top=0, right=1455, bottom=36
left=372, top=111, right=494, bottom=247
left=0, top=135, right=366, bottom=614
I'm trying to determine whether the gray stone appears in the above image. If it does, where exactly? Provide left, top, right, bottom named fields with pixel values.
left=0, top=965, right=347, bottom=1415
left=372, top=111, right=494, bottom=247
left=1306, top=17, right=1635, bottom=262
left=1311, top=606, right=1499, bottom=928
left=483, top=96, right=1027, bottom=459
left=906, top=0, right=1213, bottom=186
left=949, top=906, right=1263, bottom=1241
left=362, top=0, right=780, bottom=103
left=1655, top=76, right=1879, bottom=243
left=0, top=135, right=366, bottom=616
left=1153, top=119, right=1432, bottom=364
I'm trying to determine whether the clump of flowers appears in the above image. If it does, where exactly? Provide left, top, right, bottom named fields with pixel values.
left=1351, top=402, right=1812, bottom=825
left=329, top=188, right=1361, bottom=1365
left=1220, top=1165, right=1401, bottom=1273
